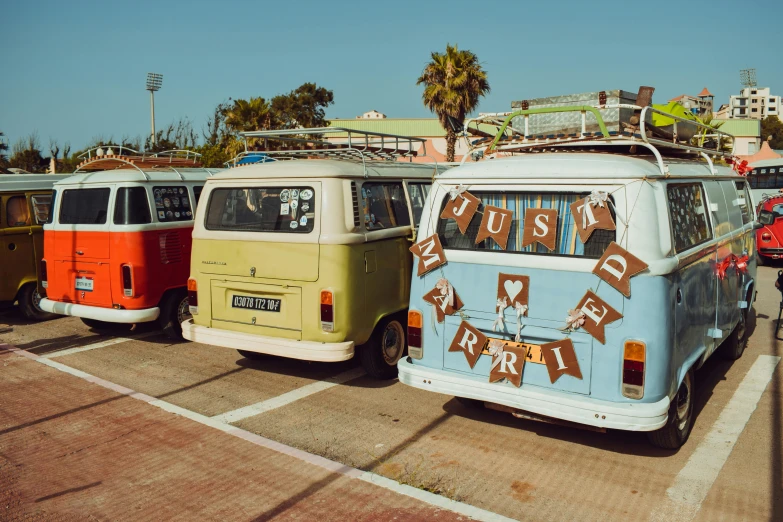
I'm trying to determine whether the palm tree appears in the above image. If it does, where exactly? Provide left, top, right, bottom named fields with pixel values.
left=693, top=113, right=728, bottom=151
left=417, top=44, right=490, bottom=162
left=223, top=97, right=272, bottom=133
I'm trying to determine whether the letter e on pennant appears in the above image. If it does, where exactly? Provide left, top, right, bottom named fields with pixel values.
left=475, top=205, right=513, bottom=250
left=541, top=339, right=582, bottom=384
left=574, top=290, right=622, bottom=344
left=440, top=191, right=480, bottom=235
left=522, top=208, right=558, bottom=251
left=409, top=234, right=447, bottom=277
left=592, top=242, right=648, bottom=298
left=448, top=321, right=487, bottom=369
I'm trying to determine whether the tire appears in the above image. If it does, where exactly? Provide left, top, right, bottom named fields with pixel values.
left=720, top=292, right=750, bottom=361
left=18, top=284, right=55, bottom=321
left=455, top=396, right=484, bottom=409
left=80, top=317, right=133, bottom=332
left=159, top=290, right=190, bottom=340
left=359, top=313, right=406, bottom=380
left=237, top=350, right=267, bottom=361
left=647, top=370, right=694, bottom=449
left=757, top=254, right=766, bottom=266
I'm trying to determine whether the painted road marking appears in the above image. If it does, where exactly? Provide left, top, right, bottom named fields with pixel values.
left=650, top=354, right=781, bottom=522
left=40, top=331, right=160, bottom=359
left=7, top=346, right=513, bottom=522
left=212, top=367, right=366, bottom=424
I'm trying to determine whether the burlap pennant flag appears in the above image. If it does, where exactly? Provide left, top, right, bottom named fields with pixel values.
left=574, top=290, right=622, bottom=344
left=440, top=191, right=480, bottom=235
left=592, top=242, right=648, bottom=298
left=571, top=197, right=616, bottom=243
left=448, top=321, right=487, bottom=369
left=409, top=233, right=447, bottom=277
left=475, top=205, right=513, bottom=250
left=521, top=208, right=558, bottom=251
left=497, top=273, right=529, bottom=310
left=488, top=340, right=527, bottom=387
left=423, top=280, right=464, bottom=323
left=541, top=339, right=582, bottom=384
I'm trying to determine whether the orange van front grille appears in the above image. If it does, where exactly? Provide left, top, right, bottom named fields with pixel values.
left=159, top=231, right=182, bottom=264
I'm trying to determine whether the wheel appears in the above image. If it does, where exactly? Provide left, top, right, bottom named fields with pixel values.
left=80, top=317, right=133, bottom=332
left=359, top=313, right=406, bottom=380
left=757, top=254, right=766, bottom=266
left=455, top=396, right=484, bottom=409
left=159, top=290, right=190, bottom=340
left=647, top=370, right=694, bottom=449
left=720, top=292, right=750, bottom=360
left=18, top=284, right=55, bottom=321
left=238, top=350, right=267, bottom=361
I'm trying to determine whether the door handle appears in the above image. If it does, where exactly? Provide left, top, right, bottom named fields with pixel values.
left=76, top=250, right=84, bottom=255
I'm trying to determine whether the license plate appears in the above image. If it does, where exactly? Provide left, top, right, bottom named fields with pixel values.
left=231, top=295, right=281, bottom=312
left=75, top=277, right=94, bottom=292
left=483, top=337, right=545, bottom=365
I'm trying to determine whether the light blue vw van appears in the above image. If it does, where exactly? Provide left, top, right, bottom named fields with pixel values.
left=398, top=105, right=756, bottom=448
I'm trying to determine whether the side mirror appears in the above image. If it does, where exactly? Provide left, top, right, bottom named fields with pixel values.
left=758, top=210, right=775, bottom=225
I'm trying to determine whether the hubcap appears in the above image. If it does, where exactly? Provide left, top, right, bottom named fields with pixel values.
left=177, top=297, right=191, bottom=324
left=676, top=373, right=692, bottom=431
left=381, top=321, right=404, bottom=365
left=32, top=291, right=43, bottom=311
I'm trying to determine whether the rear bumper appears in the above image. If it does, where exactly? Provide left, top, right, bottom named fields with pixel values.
left=759, top=248, right=783, bottom=256
left=181, top=319, right=354, bottom=362
left=39, top=298, right=160, bottom=323
left=397, top=358, right=670, bottom=432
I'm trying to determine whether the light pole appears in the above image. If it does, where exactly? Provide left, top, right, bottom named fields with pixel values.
left=146, top=73, right=163, bottom=145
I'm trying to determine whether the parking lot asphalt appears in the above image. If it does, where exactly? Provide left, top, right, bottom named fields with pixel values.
left=2, top=266, right=782, bottom=521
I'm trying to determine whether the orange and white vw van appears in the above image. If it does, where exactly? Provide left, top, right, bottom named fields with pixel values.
left=39, top=153, right=220, bottom=338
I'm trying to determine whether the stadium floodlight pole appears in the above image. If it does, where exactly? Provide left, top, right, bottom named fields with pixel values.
left=146, top=73, right=163, bottom=145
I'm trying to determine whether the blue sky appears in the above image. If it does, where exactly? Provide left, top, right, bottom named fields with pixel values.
left=1, top=0, right=780, bottom=151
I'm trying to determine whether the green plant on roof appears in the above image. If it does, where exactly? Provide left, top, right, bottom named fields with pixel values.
left=417, top=44, right=490, bottom=162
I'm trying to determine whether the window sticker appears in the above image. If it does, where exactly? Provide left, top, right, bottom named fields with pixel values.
left=300, top=189, right=313, bottom=201
left=280, top=189, right=290, bottom=202
left=300, top=216, right=307, bottom=226
left=290, top=221, right=298, bottom=229
left=154, top=186, right=193, bottom=222
left=280, top=203, right=290, bottom=215
left=301, top=202, right=310, bottom=212
left=291, top=189, right=300, bottom=200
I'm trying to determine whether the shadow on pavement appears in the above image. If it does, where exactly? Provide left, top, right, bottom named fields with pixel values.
left=769, top=316, right=782, bottom=520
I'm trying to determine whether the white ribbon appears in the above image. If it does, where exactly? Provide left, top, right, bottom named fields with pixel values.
left=448, top=185, right=469, bottom=201
left=435, top=278, right=455, bottom=308
left=488, top=339, right=506, bottom=371
left=582, top=190, right=624, bottom=229
left=514, top=302, right=528, bottom=342
left=492, top=297, right=508, bottom=332
left=564, top=308, right=586, bottom=332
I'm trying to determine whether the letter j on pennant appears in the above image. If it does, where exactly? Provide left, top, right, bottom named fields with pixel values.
left=409, top=233, right=447, bottom=277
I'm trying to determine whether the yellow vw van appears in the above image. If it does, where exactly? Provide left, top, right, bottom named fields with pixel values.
left=182, top=128, right=445, bottom=378
left=0, top=174, right=69, bottom=320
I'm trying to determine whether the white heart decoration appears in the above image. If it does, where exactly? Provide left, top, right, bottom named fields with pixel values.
left=504, top=280, right=524, bottom=304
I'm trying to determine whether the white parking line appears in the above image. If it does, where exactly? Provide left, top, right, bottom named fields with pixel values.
left=40, top=331, right=161, bottom=359
left=212, top=367, right=366, bottom=424
left=649, top=354, right=781, bottom=522
left=8, top=346, right=513, bottom=522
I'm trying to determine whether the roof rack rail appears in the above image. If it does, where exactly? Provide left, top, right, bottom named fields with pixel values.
left=460, top=105, right=736, bottom=177
left=75, top=145, right=202, bottom=173
left=228, top=127, right=428, bottom=169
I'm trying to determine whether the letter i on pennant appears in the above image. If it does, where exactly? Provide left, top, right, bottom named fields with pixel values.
left=592, top=241, right=648, bottom=298
left=448, top=321, right=487, bottom=369
left=540, top=339, right=582, bottom=384
left=475, top=205, right=514, bottom=250
left=409, top=233, right=447, bottom=277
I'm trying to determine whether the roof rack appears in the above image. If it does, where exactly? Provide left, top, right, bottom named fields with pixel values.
left=75, top=145, right=203, bottom=173
left=228, top=127, right=428, bottom=169
left=460, top=105, right=737, bottom=177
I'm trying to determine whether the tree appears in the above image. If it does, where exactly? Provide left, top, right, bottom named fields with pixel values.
left=761, top=116, right=783, bottom=149
left=0, top=132, right=8, bottom=171
left=9, top=133, right=47, bottom=172
left=417, top=44, right=490, bottom=162
left=144, top=118, right=198, bottom=152
left=224, top=97, right=272, bottom=133
left=270, top=82, right=334, bottom=129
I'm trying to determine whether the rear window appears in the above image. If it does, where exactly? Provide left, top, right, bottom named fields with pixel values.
left=205, top=186, right=316, bottom=233
left=436, top=191, right=614, bottom=258
left=362, top=182, right=410, bottom=230
left=6, top=195, right=30, bottom=227
left=114, top=187, right=151, bottom=225
left=666, top=183, right=712, bottom=253
left=59, top=188, right=110, bottom=225
left=408, top=183, right=431, bottom=227
left=31, top=194, right=52, bottom=225
left=153, top=186, right=193, bottom=222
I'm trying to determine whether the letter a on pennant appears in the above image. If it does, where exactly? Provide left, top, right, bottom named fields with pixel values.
left=541, top=339, right=582, bottom=384
left=423, top=285, right=464, bottom=323
left=488, top=344, right=527, bottom=387
left=475, top=205, right=513, bottom=250
left=521, top=208, right=558, bottom=251
left=440, top=191, right=479, bottom=235
left=448, top=321, right=487, bottom=369
left=409, top=234, right=447, bottom=277
left=574, top=290, right=622, bottom=344
left=592, top=241, right=648, bottom=298
left=570, top=197, right=616, bottom=243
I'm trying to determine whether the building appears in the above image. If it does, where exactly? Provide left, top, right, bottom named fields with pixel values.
left=725, top=87, right=782, bottom=120
left=669, top=88, right=714, bottom=117
left=714, top=119, right=761, bottom=155
left=357, top=110, right=386, bottom=119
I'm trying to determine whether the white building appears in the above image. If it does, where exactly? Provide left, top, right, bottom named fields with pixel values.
left=726, top=87, right=781, bottom=120
left=357, top=110, right=386, bottom=119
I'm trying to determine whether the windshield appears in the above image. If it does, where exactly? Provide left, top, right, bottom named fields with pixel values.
left=205, top=186, right=316, bottom=233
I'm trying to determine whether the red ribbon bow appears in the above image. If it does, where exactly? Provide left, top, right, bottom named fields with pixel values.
left=717, top=254, right=750, bottom=280
left=726, top=157, right=752, bottom=176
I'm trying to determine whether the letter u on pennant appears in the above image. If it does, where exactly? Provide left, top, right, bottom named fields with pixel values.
left=475, top=205, right=513, bottom=250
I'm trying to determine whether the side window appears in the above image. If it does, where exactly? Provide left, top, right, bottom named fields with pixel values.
left=30, top=194, right=53, bottom=225
left=193, top=186, right=204, bottom=207
left=666, top=183, right=712, bottom=253
left=60, top=188, right=111, bottom=225
left=45, top=190, right=57, bottom=224
left=114, top=187, right=151, bottom=225
left=407, top=183, right=431, bottom=227
left=733, top=181, right=751, bottom=225
left=6, top=195, right=31, bottom=227
left=153, top=186, right=193, bottom=222
left=362, top=182, right=410, bottom=230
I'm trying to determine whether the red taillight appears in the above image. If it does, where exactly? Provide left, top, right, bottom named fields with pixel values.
left=407, top=310, right=423, bottom=359
left=762, top=232, right=772, bottom=242
left=622, top=340, right=645, bottom=399
left=40, top=259, right=48, bottom=288
left=121, top=265, right=133, bottom=297
left=188, top=278, right=198, bottom=313
left=320, top=290, right=334, bottom=332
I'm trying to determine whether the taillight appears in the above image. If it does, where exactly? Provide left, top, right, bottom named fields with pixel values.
left=762, top=232, right=772, bottom=242
left=320, top=290, right=334, bottom=332
left=407, top=310, right=423, bottom=359
left=40, top=259, right=48, bottom=288
left=188, top=278, right=198, bottom=314
left=121, top=265, right=133, bottom=297
left=622, top=340, right=645, bottom=399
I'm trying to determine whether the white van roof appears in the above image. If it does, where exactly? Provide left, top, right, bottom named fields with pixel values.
left=211, top=159, right=439, bottom=181
left=53, top=168, right=222, bottom=187
left=0, top=174, right=71, bottom=192
left=441, top=153, right=738, bottom=181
